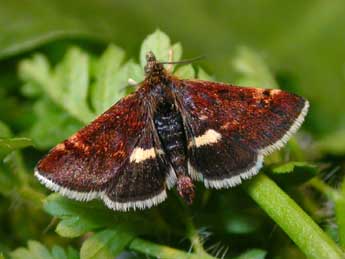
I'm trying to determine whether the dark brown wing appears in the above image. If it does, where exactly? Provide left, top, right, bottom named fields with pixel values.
left=174, top=79, right=309, bottom=188
left=35, top=89, right=170, bottom=211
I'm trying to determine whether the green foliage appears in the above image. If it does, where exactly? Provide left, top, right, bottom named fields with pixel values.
left=80, top=229, right=132, bottom=259
left=232, top=47, right=279, bottom=89
left=91, top=45, right=141, bottom=114
left=0, top=121, right=32, bottom=160
left=43, top=193, right=147, bottom=238
left=233, top=249, right=267, bottom=259
left=10, top=241, right=78, bottom=259
left=0, top=9, right=345, bottom=258
left=0, top=137, right=32, bottom=152
left=272, top=161, right=316, bottom=174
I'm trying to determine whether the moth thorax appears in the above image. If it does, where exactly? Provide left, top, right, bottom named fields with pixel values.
left=177, top=175, right=195, bottom=204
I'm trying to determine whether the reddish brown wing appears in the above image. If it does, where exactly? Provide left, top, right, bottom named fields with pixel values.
left=174, top=79, right=309, bottom=188
left=35, top=89, right=169, bottom=211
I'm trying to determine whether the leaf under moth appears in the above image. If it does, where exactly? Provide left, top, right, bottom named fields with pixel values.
left=269, top=161, right=318, bottom=187
left=44, top=193, right=113, bottom=238
left=43, top=194, right=167, bottom=238
left=10, top=241, right=78, bottom=259
left=80, top=229, right=133, bottom=259
left=272, top=161, right=316, bottom=174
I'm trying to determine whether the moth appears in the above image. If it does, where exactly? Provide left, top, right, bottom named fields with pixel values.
left=35, top=51, right=309, bottom=211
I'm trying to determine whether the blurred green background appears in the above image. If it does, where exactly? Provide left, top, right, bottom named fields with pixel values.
left=1, top=1, right=345, bottom=258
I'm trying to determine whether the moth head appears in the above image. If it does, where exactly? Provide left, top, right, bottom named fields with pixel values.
left=144, top=51, right=165, bottom=77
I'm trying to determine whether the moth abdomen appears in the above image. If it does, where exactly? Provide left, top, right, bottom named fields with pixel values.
left=154, top=100, right=188, bottom=175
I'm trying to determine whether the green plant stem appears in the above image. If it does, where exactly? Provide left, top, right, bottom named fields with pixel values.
left=243, top=173, right=344, bottom=259
left=335, top=197, right=345, bottom=250
left=339, top=179, right=345, bottom=250
left=129, top=238, right=215, bottom=259
left=310, top=177, right=345, bottom=250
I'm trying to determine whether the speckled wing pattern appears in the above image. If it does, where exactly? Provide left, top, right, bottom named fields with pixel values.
left=35, top=90, right=169, bottom=211
left=175, top=80, right=309, bottom=189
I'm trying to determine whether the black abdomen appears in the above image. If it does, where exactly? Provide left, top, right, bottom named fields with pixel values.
left=154, top=102, right=187, bottom=176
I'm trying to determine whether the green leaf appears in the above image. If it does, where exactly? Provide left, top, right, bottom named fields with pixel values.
left=91, top=57, right=142, bottom=114
left=91, top=44, right=126, bottom=114
left=54, top=47, right=94, bottom=122
left=232, top=47, right=279, bottom=89
left=43, top=193, right=160, bottom=239
left=10, top=241, right=77, bottom=259
left=0, top=133, right=32, bottom=160
left=198, top=67, right=213, bottom=81
left=140, top=30, right=182, bottom=69
left=272, top=161, right=316, bottom=174
left=174, top=65, right=195, bottom=79
left=11, top=241, right=53, bottom=259
left=0, top=122, right=41, bottom=205
left=44, top=194, right=112, bottom=238
left=233, top=249, right=267, bottom=259
left=55, top=217, right=95, bottom=238
left=27, top=98, right=83, bottom=149
left=51, top=246, right=67, bottom=259
left=10, top=248, right=32, bottom=259
left=80, top=229, right=133, bottom=259
left=0, top=138, right=33, bottom=153
left=66, top=247, right=79, bottom=259
left=270, top=161, right=318, bottom=186
left=19, top=54, right=51, bottom=90
left=19, top=48, right=94, bottom=124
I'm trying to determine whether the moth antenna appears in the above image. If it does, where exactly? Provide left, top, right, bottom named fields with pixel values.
left=159, top=55, right=206, bottom=65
